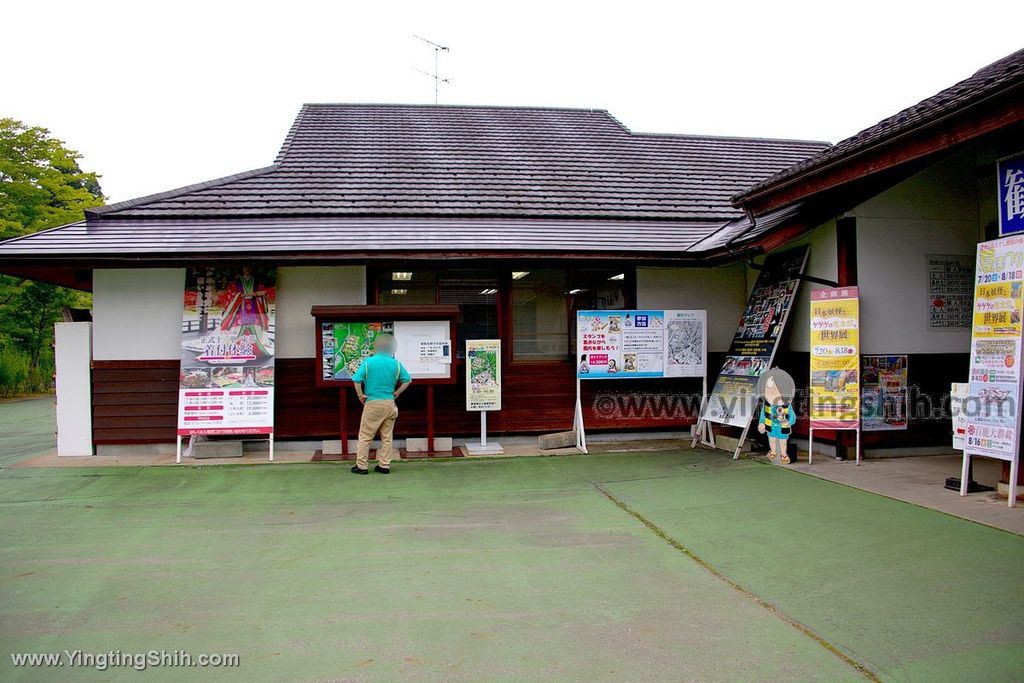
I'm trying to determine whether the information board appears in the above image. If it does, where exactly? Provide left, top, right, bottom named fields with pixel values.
left=320, top=319, right=452, bottom=382
left=466, top=339, right=501, bottom=411
left=177, top=266, right=276, bottom=436
left=965, top=235, right=1024, bottom=459
left=576, top=309, right=706, bottom=379
left=927, top=254, right=974, bottom=329
left=809, top=287, right=860, bottom=429
left=702, top=247, right=808, bottom=429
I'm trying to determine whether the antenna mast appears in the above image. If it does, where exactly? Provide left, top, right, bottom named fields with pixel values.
left=412, top=34, right=450, bottom=104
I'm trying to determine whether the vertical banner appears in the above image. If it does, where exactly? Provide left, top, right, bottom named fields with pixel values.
left=965, top=235, right=1024, bottom=458
left=809, top=287, right=860, bottom=428
left=861, top=355, right=909, bottom=431
left=703, top=246, right=809, bottom=428
left=177, top=266, right=276, bottom=436
left=998, top=155, right=1024, bottom=236
left=466, top=339, right=501, bottom=411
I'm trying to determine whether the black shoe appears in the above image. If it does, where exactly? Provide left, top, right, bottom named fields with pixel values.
left=350, top=466, right=368, bottom=475
left=374, top=465, right=390, bottom=474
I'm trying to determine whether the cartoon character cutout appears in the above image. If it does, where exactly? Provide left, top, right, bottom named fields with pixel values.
left=756, top=368, right=796, bottom=465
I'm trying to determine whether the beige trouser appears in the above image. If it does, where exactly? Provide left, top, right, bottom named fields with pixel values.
left=356, top=399, right=398, bottom=470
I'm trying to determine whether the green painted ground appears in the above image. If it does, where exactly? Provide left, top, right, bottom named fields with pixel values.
left=0, top=452, right=1021, bottom=682
left=0, top=397, right=55, bottom=466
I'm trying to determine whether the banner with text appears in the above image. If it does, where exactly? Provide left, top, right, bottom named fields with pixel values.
left=177, top=266, right=276, bottom=436
left=703, top=246, right=809, bottom=428
left=466, top=339, right=501, bottom=411
left=809, top=287, right=860, bottom=429
left=576, top=309, right=706, bottom=379
left=965, top=235, right=1024, bottom=459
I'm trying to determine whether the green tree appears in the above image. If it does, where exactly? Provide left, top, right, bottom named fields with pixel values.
left=0, top=118, right=103, bottom=394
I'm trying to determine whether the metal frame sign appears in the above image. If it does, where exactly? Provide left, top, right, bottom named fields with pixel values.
left=177, top=265, right=276, bottom=438
left=466, top=339, right=501, bottom=411
left=702, top=246, right=809, bottom=433
left=809, top=287, right=860, bottom=429
left=576, top=309, right=706, bottom=380
left=962, top=234, right=1024, bottom=507
left=998, top=155, right=1024, bottom=236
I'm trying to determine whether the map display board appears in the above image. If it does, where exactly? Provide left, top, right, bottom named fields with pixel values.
left=177, top=266, right=276, bottom=436
left=862, top=355, right=909, bottom=431
left=809, top=287, right=860, bottom=429
left=965, top=235, right=1024, bottom=459
left=927, top=254, right=974, bottom=329
left=576, top=310, right=705, bottom=380
left=466, top=339, right=501, bottom=411
left=320, top=319, right=451, bottom=382
left=702, top=246, right=809, bottom=428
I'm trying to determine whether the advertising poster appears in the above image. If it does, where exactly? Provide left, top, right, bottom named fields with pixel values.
left=809, top=288, right=860, bottom=429
left=927, top=254, right=974, bottom=328
left=861, top=355, right=909, bottom=431
left=965, top=235, right=1024, bottom=459
left=998, top=155, right=1024, bottom=236
left=320, top=320, right=451, bottom=381
left=466, top=339, right=501, bottom=411
left=177, top=266, right=276, bottom=436
left=576, top=310, right=706, bottom=380
left=577, top=310, right=665, bottom=378
left=704, top=246, right=808, bottom=428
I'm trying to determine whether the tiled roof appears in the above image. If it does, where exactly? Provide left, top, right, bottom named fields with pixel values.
left=734, top=48, right=1024, bottom=206
left=87, top=104, right=828, bottom=222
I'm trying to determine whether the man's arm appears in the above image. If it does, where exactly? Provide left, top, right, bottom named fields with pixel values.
left=393, top=380, right=411, bottom=399
left=354, top=381, right=367, bottom=404
left=352, top=364, right=367, bottom=404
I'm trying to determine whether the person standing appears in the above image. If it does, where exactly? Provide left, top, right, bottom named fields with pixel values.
left=351, top=334, right=411, bottom=474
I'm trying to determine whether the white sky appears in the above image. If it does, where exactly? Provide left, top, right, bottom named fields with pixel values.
left=5, top=0, right=1023, bottom=203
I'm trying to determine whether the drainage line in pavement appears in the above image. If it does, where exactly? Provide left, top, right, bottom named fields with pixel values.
left=592, top=482, right=882, bottom=683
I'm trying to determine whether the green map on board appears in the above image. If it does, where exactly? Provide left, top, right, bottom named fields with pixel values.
left=468, top=346, right=498, bottom=387
left=327, top=322, right=393, bottom=380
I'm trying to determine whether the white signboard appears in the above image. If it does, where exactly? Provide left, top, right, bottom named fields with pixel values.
left=576, top=309, right=706, bottom=379
left=951, top=382, right=968, bottom=451
left=393, top=320, right=452, bottom=378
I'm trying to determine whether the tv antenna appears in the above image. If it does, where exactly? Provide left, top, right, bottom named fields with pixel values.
left=412, top=34, right=450, bottom=104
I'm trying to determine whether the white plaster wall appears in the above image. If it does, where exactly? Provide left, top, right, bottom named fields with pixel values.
left=774, top=221, right=838, bottom=353
left=636, top=265, right=746, bottom=352
left=92, top=266, right=366, bottom=360
left=852, top=153, right=981, bottom=354
left=275, top=266, right=366, bottom=358
left=93, top=268, right=185, bottom=360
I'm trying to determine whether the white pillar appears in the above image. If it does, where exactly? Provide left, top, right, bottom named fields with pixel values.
left=55, top=322, right=93, bottom=456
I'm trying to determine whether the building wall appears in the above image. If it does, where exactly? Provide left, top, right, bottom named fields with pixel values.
left=767, top=220, right=839, bottom=353
left=851, top=152, right=981, bottom=354
left=636, top=265, right=746, bottom=352
left=275, top=266, right=366, bottom=358
left=92, top=266, right=366, bottom=361
left=93, top=268, right=185, bottom=360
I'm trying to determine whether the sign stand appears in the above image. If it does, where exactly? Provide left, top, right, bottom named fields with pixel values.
left=175, top=433, right=274, bottom=464
left=574, top=376, right=589, bottom=454
left=808, top=425, right=860, bottom=465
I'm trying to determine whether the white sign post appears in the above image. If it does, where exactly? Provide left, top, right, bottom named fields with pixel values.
left=575, top=309, right=707, bottom=453
left=961, top=235, right=1024, bottom=507
left=465, top=339, right=503, bottom=455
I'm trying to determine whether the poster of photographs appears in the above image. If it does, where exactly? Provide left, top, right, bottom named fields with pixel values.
left=703, top=246, right=809, bottom=428
left=861, top=355, right=908, bottom=431
left=577, top=310, right=705, bottom=379
left=177, top=266, right=276, bottom=436
left=927, top=254, right=974, bottom=329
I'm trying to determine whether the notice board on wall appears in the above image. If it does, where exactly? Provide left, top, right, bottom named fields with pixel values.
left=312, top=305, right=459, bottom=387
left=177, top=266, right=276, bottom=436
left=861, top=355, right=909, bottom=431
left=702, top=246, right=809, bottom=429
left=927, top=254, right=974, bottom=329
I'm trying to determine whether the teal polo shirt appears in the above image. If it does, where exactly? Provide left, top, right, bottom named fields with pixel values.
left=352, top=352, right=411, bottom=401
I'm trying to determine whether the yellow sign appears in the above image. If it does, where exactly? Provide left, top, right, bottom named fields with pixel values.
left=809, top=287, right=860, bottom=428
